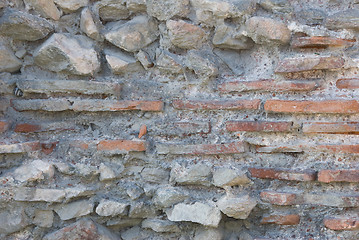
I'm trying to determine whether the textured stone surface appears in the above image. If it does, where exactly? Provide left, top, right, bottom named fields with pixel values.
left=105, top=49, right=142, bottom=74
left=54, top=200, right=94, bottom=220
left=217, top=194, right=257, bottom=219
left=94, top=0, right=130, bottom=21
left=0, top=207, right=29, bottom=235
left=0, top=44, right=22, bottom=73
left=213, top=23, right=254, bottom=50
left=213, top=168, right=251, bottom=187
left=96, top=199, right=129, bottom=217
left=24, top=0, right=61, bottom=20
left=147, top=0, right=189, bottom=21
left=325, top=9, right=359, bottom=30
left=142, top=219, right=180, bottom=233
left=153, top=187, right=189, bottom=208
left=80, top=7, right=101, bottom=40
left=33, top=210, right=54, bottom=228
left=13, top=160, right=54, bottom=182
left=167, top=20, right=206, bottom=49
left=54, top=0, right=88, bottom=12
left=170, top=163, right=212, bottom=186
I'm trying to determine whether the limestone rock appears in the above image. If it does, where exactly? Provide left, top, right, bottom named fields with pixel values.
left=126, top=184, right=144, bottom=200
left=24, top=0, right=61, bottom=20
left=142, top=219, right=180, bottom=233
left=54, top=200, right=94, bottom=220
left=170, top=163, right=212, bottom=186
left=136, top=50, right=154, bottom=69
left=0, top=207, right=29, bottom=235
left=105, top=49, right=142, bottom=74
left=99, top=162, right=124, bottom=181
left=64, top=187, right=95, bottom=201
left=0, top=44, right=22, bottom=73
left=259, top=0, right=292, bottom=13
left=121, top=226, right=150, bottom=240
left=167, top=202, right=222, bottom=227
left=167, top=20, right=206, bottom=49
left=14, top=188, right=66, bottom=202
left=43, top=219, right=119, bottom=240
left=217, top=194, right=257, bottom=219
left=155, top=49, right=183, bottom=74
left=126, top=0, right=147, bottom=12
left=54, top=0, right=88, bottom=12
left=147, top=0, right=190, bottom=21
left=129, top=201, right=157, bottom=218
left=153, top=187, right=189, bottom=208
left=0, top=8, right=53, bottom=41
left=245, top=17, right=291, bottom=44
left=33, top=210, right=54, bottom=228
left=213, top=23, right=254, bottom=50
left=184, top=50, right=218, bottom=79
left=94, top=0, right=130, bottom=21
left=212, top=168, right=251, bottom=187
left=325, top=9, right=359, bottom=30
left=194, top=228, right=223, bottom=240
left=141, top=167, right=170, bottom=183
left=80, top=7, right=101, bottom=41
left=96, top=199, right=129, bottom=217
left=104, top=16, right=159, bottom=52
left=34, top=33, right=100, bottom=75
left=13, top=160, right=54, bottom=183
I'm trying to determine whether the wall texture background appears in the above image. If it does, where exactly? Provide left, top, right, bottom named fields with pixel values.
left=0, top=0, right=359, bottom=239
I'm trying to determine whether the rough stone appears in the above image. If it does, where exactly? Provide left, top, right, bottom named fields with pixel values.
left=194, top=228, right=223, bottom=240
left=43, top=219, right=119, bottom=240
left=80, top=7, right=101, bottom=41
left=213, top=48, right=244, bottom=75
left=136, top=50, right=154, bottom=69
left=96, top=199, right=129, bottom=217
left=24, top=0, right=61, bottom=20
left=147, top=0, right=189, bottom=21
left=184, top=50, right=218, bottom=79
left=0, top=207, right=29, bottom=235
left=167, top=20, right=206, bottom=49
left=129, top=201, right=157, bottom=218
left=167, top=202, right=222, bottom=227
left=54, top=200, right=94, bottom=220
left=54, top=0, right=88, bottom=12
left=14, top=188, right=66, bottom=202
left=259, top=0, right=292, bottom=13
left=0, top=44, right=22, bottom=73
left=104, top=16, right=159, bottom=52
left=126, top=0, right=147, bottom=12
left=141, top=167, right=170, bottom=183
left=153, top=187, right=189, bottom=208
left=0, top=8, right=53, bottom=41
left=142, top=218, right=180, bottom=233
left=13, top=160, right=54, bottom=183
left=170, top=163, right=212, bottom=186
left=94, top=0, right=130, bottom=21
left=126, top=184, right=144, bottom=200
left=245, top=16, right=291, bottom=44
left=34, top=33, right=100, bottom=75
left=105, top=49, right=142, bottom=74
left=99, top=162, right=124, bottom=181
left=155, top=49, right=183, bottom=74
left=213, top=168, right=251, bottom=187
left=213, top=23, right=254, bottom=50
left=64, top=187, right=95, bottom=201
left=121, top=226, right=150, bottom=240
left=217, top=194, right=257, bottom=219
left=33, top=210, right=54, bottom=228
left=325, top=9, right=359, bottom=30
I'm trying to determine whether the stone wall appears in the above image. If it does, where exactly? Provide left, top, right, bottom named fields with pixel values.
left=0, top=0, right=359, bottom=239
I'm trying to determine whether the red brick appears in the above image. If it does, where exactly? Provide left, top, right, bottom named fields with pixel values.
left=157, top=141, right=248, bottom=155
left=275, top=56, right=345, bottom=73
left=316, top=145, right=359, bottom=154
left=97, top=140, right=146, bottom=152
left=264, top=100, right=359, bottom=114
left=249, top=167, right=316, bottom=181
left=318, top=169, right=359, bottom=183
left=291, top=36, right=355, bottom=48
left=303, top=122, right=359, bottom=134
left=324, top=216, right=359, bottom=230
left=138, top=125, right=147, bottom=139
left=72, top=100, right=164, bottom=112
left=0, top=120, right=9, bottom=133
left=218, top=79, right=318, bottom=93
left=256, top=145, right=304, bottom=153
left=14, top=122, right=76, bottom=133
left=0, top=141, right=41, bottom=154
left=226, top=121, right=293, bottom=132
left=261, top=214, right=300, bottom=225
left=260, top=191, right=297, bottom=205
left=172, top=99, right=261, bottom=110
left=14, top=123, right=42, bottom=133
left=336, top=78, right=359, bottom=89
left=70, top=140, right=90, bottom=150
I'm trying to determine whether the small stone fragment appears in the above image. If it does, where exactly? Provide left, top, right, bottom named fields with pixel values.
left=142, top=218, right=180, bottom=233
left=14, top=188, right=66, bottom=202
left=0, top=44, right=22, bottom=73
left=141, top=167, right=169, bottom=183
left=213, top=23, right=254, bottom=50
left=34, top=33, right=100, bottom=75
left=121, top=226, right=150, bottom=240
left=104, top=16, right=159, bottom=52
left=99, top=162, right=124, bottom=181
left=184, top=50, right=218, bottom=79
left=96, top=199, right=129, bottom=217
left=13, top=160, right=54, bottom=183
left=170, top=163, right=212, bottom=186
left=80, top=7, right=101, bottom=40
left=138, top=124, right=147, bottom=139
left=155, top=49, right=183, bottom=74
left=246, top=16, right=291, bottom=44
left=105, top=49, right=142, bottom=74
left=54, top=0, right=88, bottom=12
left=147, top=0, right=189, bottom=21
left=0, top=8, right=53, bottom=41
left=217, top=194, right=257, bottom=219
left=24, top=0, right=61, bottom=20
left=213, top=168, right=251, bottom=187
left=54, top=200, right=94, bottom=220
left=126, top=184, right=144, bottom=200
left=33, top=210, right=54, bottom=228
left=0, top=207, right=29, bottom=235
left=136, top=50, right=153, bottom=69
left=153, top=187, right=189, bottom=208
left=94, top=0, right=130, bottom=21
left=129, top=201, right=157, bottom=218
left=167, top=20, right=206, bottom=49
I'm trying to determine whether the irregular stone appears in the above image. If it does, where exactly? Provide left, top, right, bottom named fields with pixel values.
left=217, top=194, right=257, bottom=219
left=153, top=187, right=189, bottom=208
left=213, top=23, right=254, bottom=50
left=105, top=49, right=142, bottom=74
left=129, top=201, right=157, bottom=218
left=13, top=160, right=54, bottom=183
left=155, top=49, right=183, bottom=74
left=213, top=48, right=243, bottom=75
left=213, top=168, right=251, bottom=187
left=0, top=207, right=29, bottom=235
left=170, top=163, right=212, bottom=186
left=194, top=228, right=223, bottom=240
left=296, top=8, right=326, bottom=26
left=0, top=8, right=53, bottom=41
left=64, top=187, right=95, bottom=201
left=121, top=226, right=150, bottom=240
left=184, top=50, right=218, bottom=79
left=126, top=184, right=144, bottom=200
left=325, top=9, right=359, bottom=30
left=141, top=167, right=170, bottom=183
left=104, top=16, right=159, bottom=52
left=126, top=0, right=147, bottom=12
left=142, top=219, right=180, bottom=233
left=24, top=0, right=61, bottom=20
left=259, top=0, right=292, bottom=13
left=106, top=218, right=143, bottom=229
left=14, top=188, right=66, bottom=202
left=245, top=17, right=291, bottom=44
left=0, top=44, right=22, bottom=73
left=43, top=219, right=119, bottom=240
left=34, top=33, right=100, bottom=75
left=96, top=199, right=129, bottom=217
left=136, top=50, right=153, bottom=69
left=147, top=0, right=189, bottom=21
left=99, top=162, right=124, bottom=181
left=167, top=20, right=206, bottom=49
left=54, top=200, right=94, bottom=220
left=167, top=202, right=222, bottom=227
left=54, top=0, right=88, bottom=12
left=80, top=7, right=101, bottom=41
left=94, top=0, right=130, bottom=21
left=33, top=210, right=54, bottom=228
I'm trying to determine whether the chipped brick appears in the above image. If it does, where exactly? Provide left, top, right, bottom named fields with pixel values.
left=226, top=121, right=293, bottom=132
left=157, top=142, right=248, bottom=155
left=172, top=99, right=261, bottom=110
left=249, top=167, right=316, bottom=181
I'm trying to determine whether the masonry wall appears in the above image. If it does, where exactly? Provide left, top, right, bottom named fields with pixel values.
left=0, top=0, right=359, bottom=239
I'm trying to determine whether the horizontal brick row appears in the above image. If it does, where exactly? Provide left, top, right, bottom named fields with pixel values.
left=156, top=142, right=247, bottom=155
left=70, top=139, right=147, bottom=153
left=256, top=144, right=359, bottom=154
left=324, top=216, right=359, bottom=230
left=291, top=36, right=355, bottom=49
left=172, top=99, right=261, bottom=110
left=249, top=167, right=316, bottom=181
left=226, top=121, right=293, bottom=132
left=336, top=78, right=359, bottom=89
left=14, top=122, right=77, bottom=133
left=0, top=141, right=57, bottom=154
left=261, top=214, right=300, bottom=225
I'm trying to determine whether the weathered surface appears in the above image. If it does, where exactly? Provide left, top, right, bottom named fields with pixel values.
left=142, top=219, right=180, bottom=233
left=0, top=207, right=29, bottom=235
left=96, top=199, right=129, bottom=217
left=170, top=163, right=212, bottom=186
left=213, top=23, right=254, bottom=50
left=105, top=49, right=142, bottom=74
left=147, top=0, right=189, bottom=21
left=24, top=0, right=61, bottom=20
left=80, top=7, right=101, bottom=40
left=0, top=44, right=22, bottom=73
left=325, top=9, right=359, bottom=30
left=212, top=168, right=251, bottom=187
left=217, top=194, right=257, bottom=219
left=167, top=20, right=206, bottom=49
left=153, top=187, right=189, bottom=208
left=54, top=200, right=94, bottom=220
left=54, top=0, right=88, bottom=12
left=94, top=0, right=130, bottom=21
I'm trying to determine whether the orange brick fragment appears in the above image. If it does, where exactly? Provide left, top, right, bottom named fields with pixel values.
left=291, top=36, right=355, bottom=48
left=260, top=191, right=297, bottom=205
left=249, top=167, right=316, bottom=181
left=303, top=122, right=359, bottom=134
left=138, top=125, right=147, bottom=139
left=0, top=120, right=9, bottom=133
left=318, top=169, right=359, bottom=183
left=14, top=123, right=42, bottom=133
left=261, top=214, right=300, bottom=225
left=97, top=140, right=146, bottom=152
left=324, top=216, right=359, bottom=230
